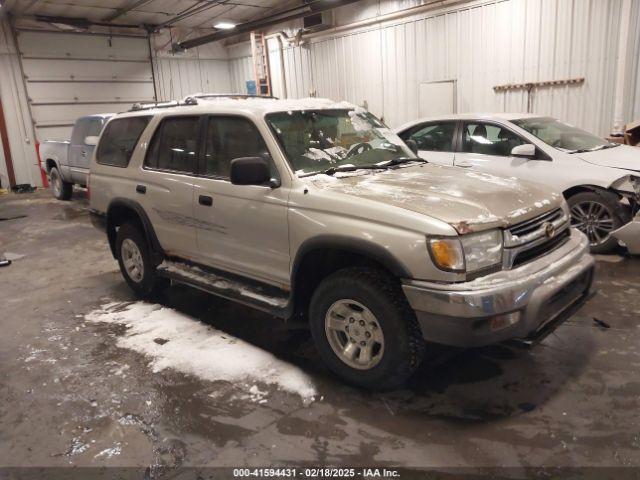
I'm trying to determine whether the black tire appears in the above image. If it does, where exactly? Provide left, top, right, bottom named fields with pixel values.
left=49, top=166, right=72, bottom=200
left=116, top=222, right=166, bottom=297
left=567, top=190, right=628, bottom=254
left=309, top=267, right=425, bottom=390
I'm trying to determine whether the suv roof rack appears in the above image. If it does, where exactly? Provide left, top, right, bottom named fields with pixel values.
left=129, top=94, right=279, bottom=112
left=183, top=93, right=279, bottom=102
left=129, top=100, right=186, bottom=112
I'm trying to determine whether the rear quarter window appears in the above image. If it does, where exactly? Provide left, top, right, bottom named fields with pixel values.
left=96, top=116, right=151, bottom=167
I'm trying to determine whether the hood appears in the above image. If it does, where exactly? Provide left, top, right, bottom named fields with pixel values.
left=308, top=164, right=563, bottom=233
left=577, top=145, right=640, bottom=172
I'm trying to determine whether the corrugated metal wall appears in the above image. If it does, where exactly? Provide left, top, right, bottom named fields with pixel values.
left=150, top=34, right=232, bottom=100
left=228, top=54, right=253, bottom=95
left=227, top=39, right=287, bottom=98
left=154, top=56, right=231, bottom=100
left=227, top=0, right=638, bottom=135
left=0, top=19, right=39, bottom=187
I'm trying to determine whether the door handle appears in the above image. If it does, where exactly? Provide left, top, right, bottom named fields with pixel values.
left=81, top=151, right=87, bottom=157
left=199, top=195, right=213, bottom=206
left=136, top=184, right=146, bottom=194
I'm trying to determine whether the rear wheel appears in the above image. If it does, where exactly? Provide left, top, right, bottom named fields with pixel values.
left=49, top=167, right=72, bottom=200
left=568, top=191, right=627, bottom=253
left=309, top=267, right=424, bottom=390
left=116, top=222, right=167, bottom=297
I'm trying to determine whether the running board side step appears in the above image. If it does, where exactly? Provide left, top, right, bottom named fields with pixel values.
left=156, top=259, right=291, bottom=318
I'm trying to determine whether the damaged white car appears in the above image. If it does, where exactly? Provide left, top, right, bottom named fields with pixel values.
left=396, top=114, right=640, bottom=253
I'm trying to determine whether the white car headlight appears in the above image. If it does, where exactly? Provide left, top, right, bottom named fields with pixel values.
left=429, top=229, right=503, bottom=274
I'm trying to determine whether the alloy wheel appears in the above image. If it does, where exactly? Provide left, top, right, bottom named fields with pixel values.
left=570, top=201, right=615, bottom=246
left=324, top=299, right=385, bottom=370
left=121, top=238, right=145, bottom=283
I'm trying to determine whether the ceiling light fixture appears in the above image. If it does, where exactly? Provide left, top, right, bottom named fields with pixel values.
left=214, top=21, right=236, bottom=30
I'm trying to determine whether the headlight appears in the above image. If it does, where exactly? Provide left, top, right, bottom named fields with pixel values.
left=429, top=229, right=503, bottom=274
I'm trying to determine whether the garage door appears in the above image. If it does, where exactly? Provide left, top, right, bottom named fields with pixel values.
left=15, top=29, right=155, bottom=142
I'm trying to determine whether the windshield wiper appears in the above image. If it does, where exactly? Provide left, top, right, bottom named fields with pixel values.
left=322, top=164, right=385, bottom=176
left=299, top=157, right=428, bottom=177
left=568, top=144, right=620, bottom=154
left=379, top=157, right=428, bottom=167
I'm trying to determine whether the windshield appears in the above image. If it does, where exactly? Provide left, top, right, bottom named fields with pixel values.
left=266, top=109, right=417, bottom=176
left=512, top=116, right=615, bottom=153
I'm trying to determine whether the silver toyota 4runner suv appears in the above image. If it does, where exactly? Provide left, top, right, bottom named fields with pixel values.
left=89, top=95, right=595, bottom=389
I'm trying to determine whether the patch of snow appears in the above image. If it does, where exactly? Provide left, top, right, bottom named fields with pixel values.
left=24, top=348, right=46, bottom=363
left=94, top=444, right=121, bottom=459
left=85, top=302, right=316, bottom=402
left=110, top=364, right=130, bottom=376
left=68, top=438, right=89, bottom=456
left=348, top=110, right=372, bottom=132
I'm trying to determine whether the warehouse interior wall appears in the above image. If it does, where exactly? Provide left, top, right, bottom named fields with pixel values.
left=151, top=35, right=232, bottom=101
left=227, top=0, right=640, bottom=136
left=0, top=18, right=39, bottom=188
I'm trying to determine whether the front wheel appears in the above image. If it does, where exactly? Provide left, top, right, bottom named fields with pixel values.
left=568, top=191, right=627, bottom=254
left=49, top=167, right=72, bottom=200
left=309, top=267, right=425, bottom=390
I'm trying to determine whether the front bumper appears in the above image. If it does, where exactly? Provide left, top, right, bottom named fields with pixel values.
left=611, top=212, right=640, bottom=254
left=402, top=229, right=595, bottom=347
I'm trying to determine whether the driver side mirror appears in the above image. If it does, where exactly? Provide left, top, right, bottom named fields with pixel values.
left=511, top=143, right=536, bottom=158
left=405, top=139, right=419, bottom=155
left=84, top=135, right=99, bottom=146
left=230, top=157, right=276, bottom=187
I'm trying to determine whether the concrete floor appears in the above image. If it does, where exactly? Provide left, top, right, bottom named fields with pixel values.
left=1, top=189, right=639, bottom=476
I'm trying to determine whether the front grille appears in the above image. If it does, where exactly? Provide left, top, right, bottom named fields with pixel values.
left=504, top=208, right=571, bottom=268
left=508, top=208, right=564, bottom=241
left=512, top=228, right=570, bottom=267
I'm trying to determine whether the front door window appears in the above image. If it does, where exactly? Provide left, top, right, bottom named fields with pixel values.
left=462, top=123, right=525, bottom=156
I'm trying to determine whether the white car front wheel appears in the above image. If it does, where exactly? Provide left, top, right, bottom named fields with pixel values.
left=568, top=191, right=626, bottom=253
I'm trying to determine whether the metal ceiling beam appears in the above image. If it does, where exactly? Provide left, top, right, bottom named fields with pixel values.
left=33, top=14, right=144, bottom=30
left=103, top=0, right=155, bottom=22
left=174, top=0, right=363, bottom=51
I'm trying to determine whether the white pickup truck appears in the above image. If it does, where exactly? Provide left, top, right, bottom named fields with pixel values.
left=40, top=114, right=113, bottom=199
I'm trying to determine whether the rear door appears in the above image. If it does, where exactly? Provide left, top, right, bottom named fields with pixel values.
left=398, top=121, right=457, bottom=165
left=191, top=115, right=290, bottom=286
left=139, top=115, right=200, bottom=258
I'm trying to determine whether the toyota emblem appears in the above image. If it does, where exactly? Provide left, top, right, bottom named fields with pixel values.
left=543, top=222, right=555, bottom=238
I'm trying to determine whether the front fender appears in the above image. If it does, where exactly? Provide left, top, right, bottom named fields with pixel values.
left=609, top=174, right=640, bottom=199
